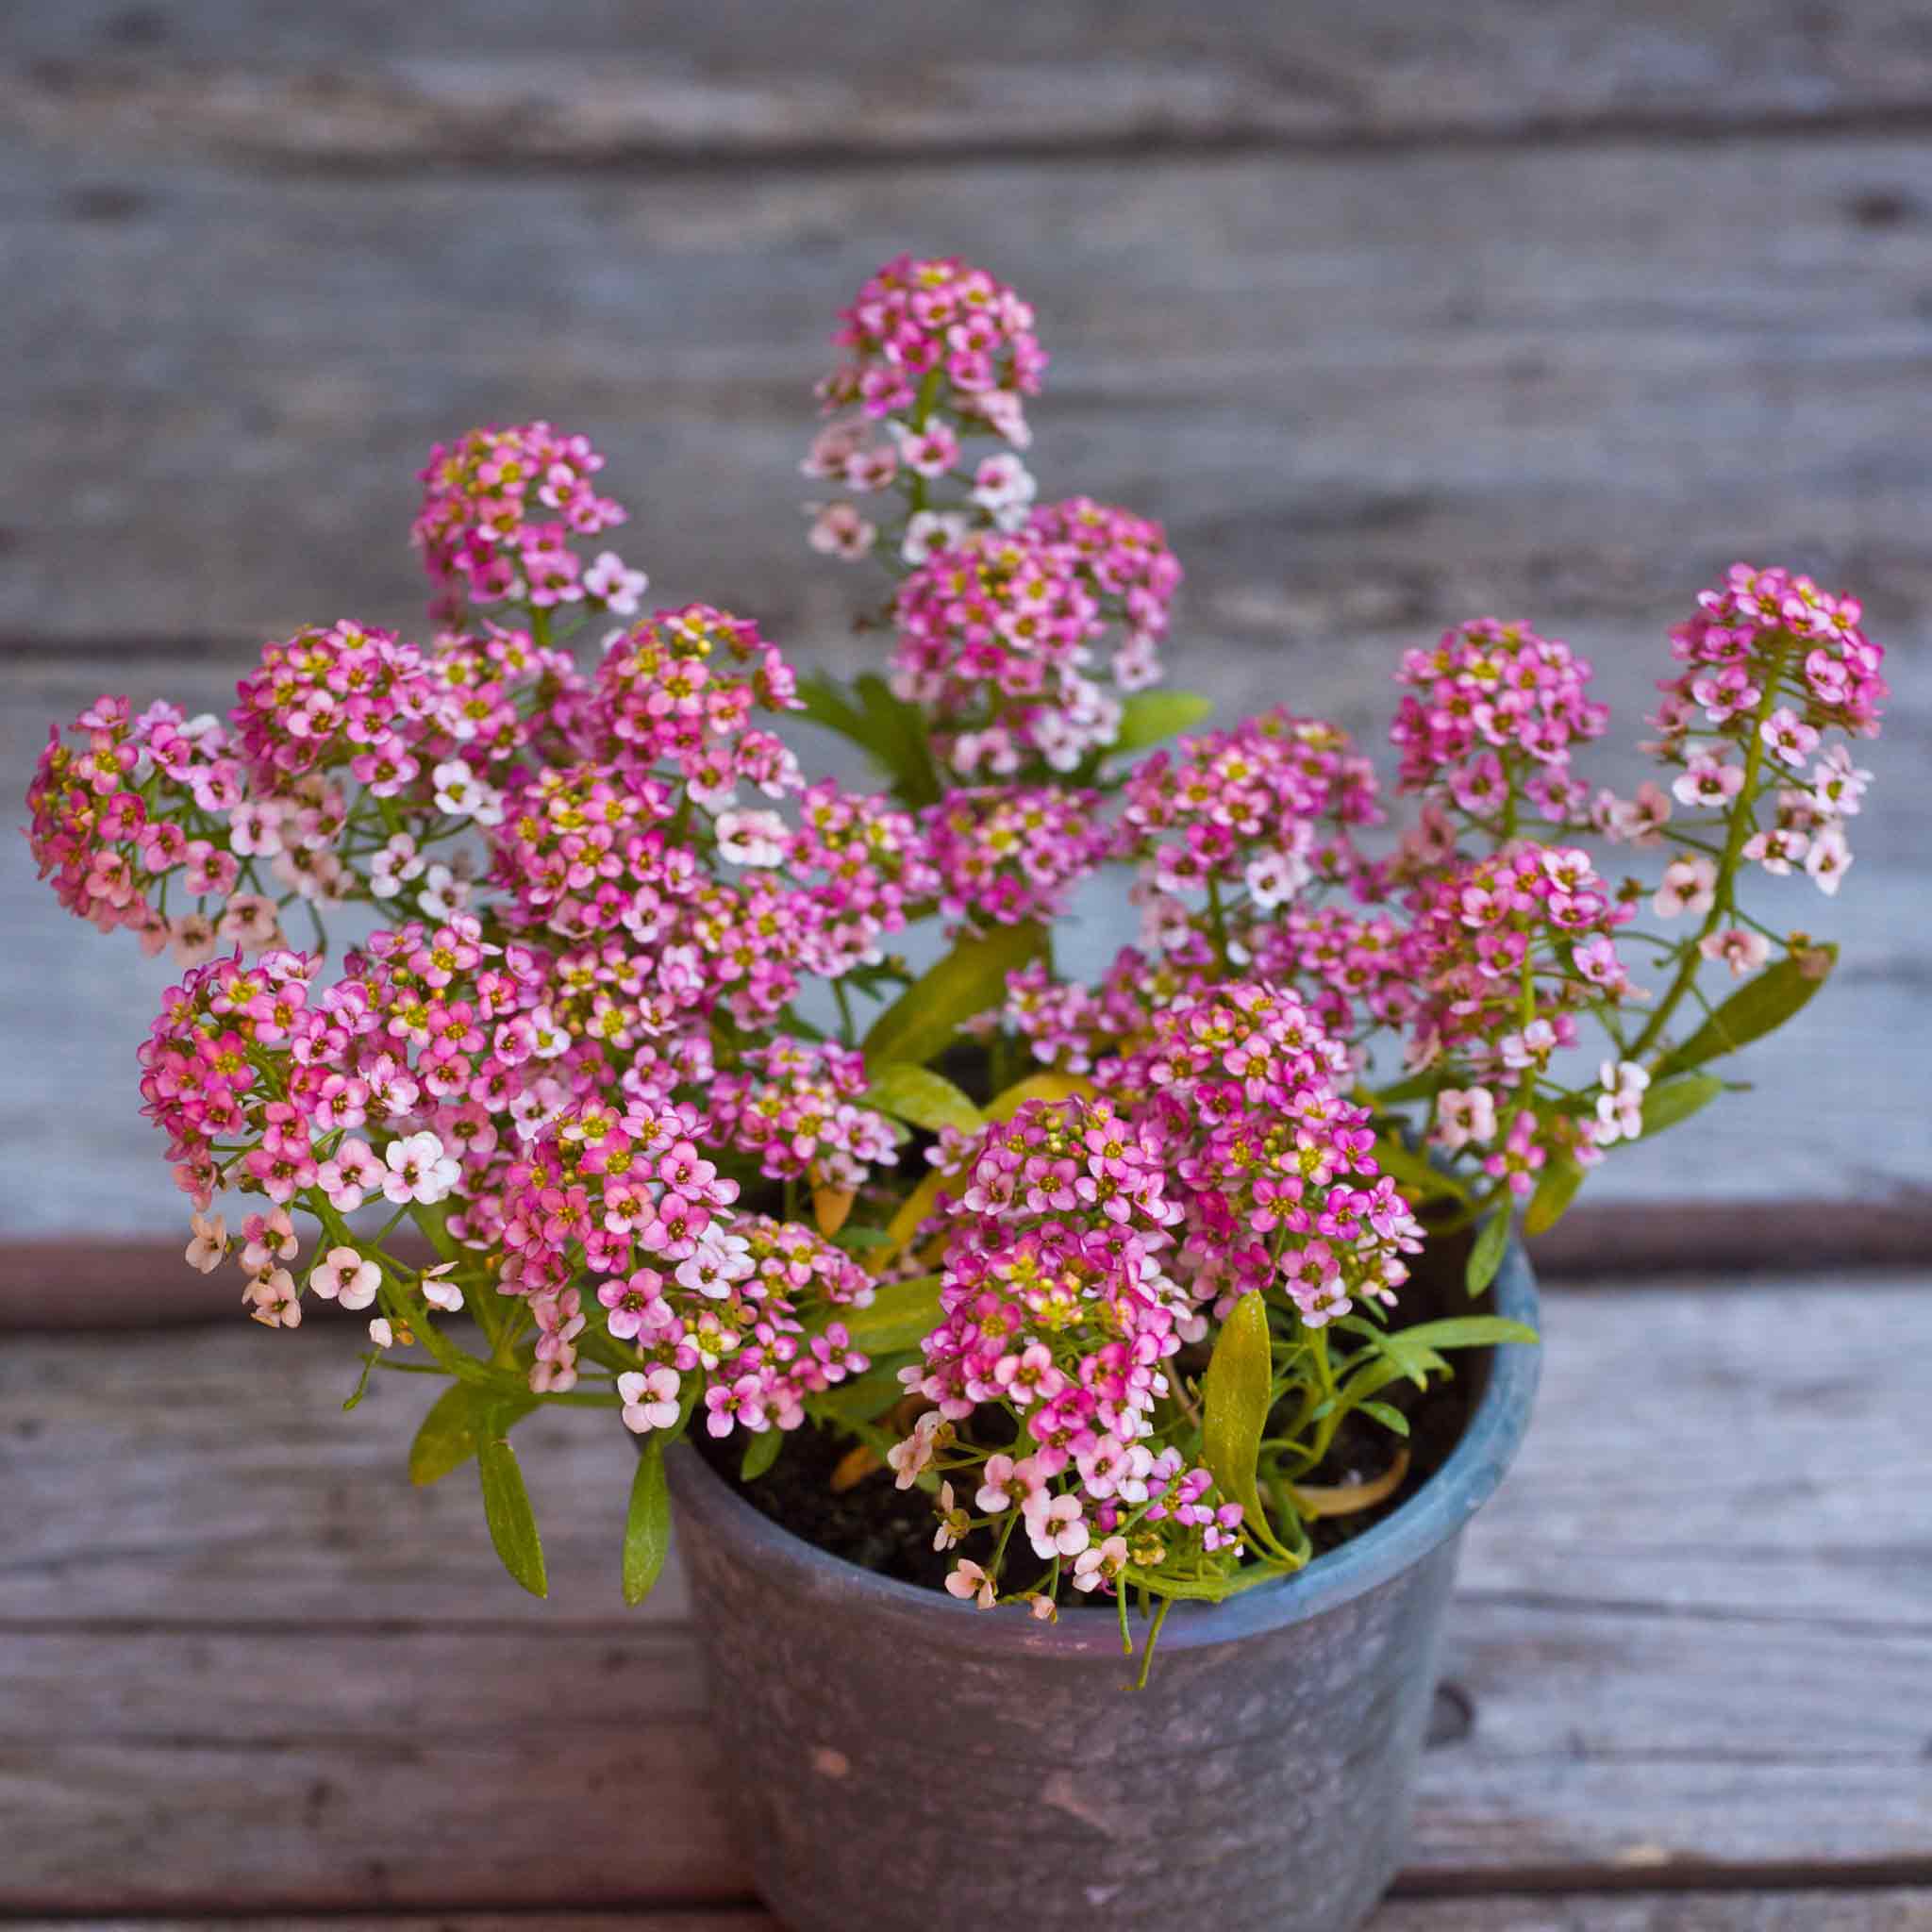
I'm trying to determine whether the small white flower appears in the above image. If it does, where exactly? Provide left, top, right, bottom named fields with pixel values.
left=901, top=509, right=970, bottom=565
left=420, top=1260, right=464, bottom=1312
left=715, top=808, right=791, bottom=869
left=1242, top=848, right=1311, bottom=911
left=368, top=1317, right=395, bottom=1350
left=381, top=1131, right=460, bottom=1207
left=430, top=760, right=505, bottom=827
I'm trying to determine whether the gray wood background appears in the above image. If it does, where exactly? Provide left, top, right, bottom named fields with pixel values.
left=4, top=1, right=1929, bottom=1252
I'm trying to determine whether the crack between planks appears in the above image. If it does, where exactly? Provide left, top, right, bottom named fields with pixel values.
left=119, top=100, right=1932, bottom=178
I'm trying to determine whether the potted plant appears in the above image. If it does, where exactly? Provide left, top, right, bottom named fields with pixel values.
left=26, top=255, right=1884, bottom=1932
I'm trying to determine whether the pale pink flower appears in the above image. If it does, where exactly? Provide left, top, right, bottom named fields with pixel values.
left=317, top=1137, right=385, bottom=1211
left=1654, top=855, right=1717, bottom=919
left=1699, top=927, right=1771, bottom=977
left=618, top=1365, right=683, bottom=1435
left=184, top=1210, right=227, bottom=1274
left=887, top=1411, right=943, bottom=1491
left=1591, top=1059, right=1651, bottom=1146
left=243, top=1268, right=301, bottom=1329
left=368, top=1317, right=395, bottom=1349
left=309, top=1244, right=381, bottom=1310
left=1024, top=1491, right=1090, bottom=1560
left=944, top=1558, right=996, bottom=1608
left=807, top=501, right=876, bottom=559
left=1072, top=1534, right=1130, bottom=1594
left=584, top=549, right=649, bottom=615
left=1806, top=825, right=1852, bottom=895
left=1432, top=1087, right=1498, bottom=1151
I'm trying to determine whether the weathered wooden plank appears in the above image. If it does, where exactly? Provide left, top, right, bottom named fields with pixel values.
left=4, top=1599, right=1929, bottom=1901
left=3, top=139, right=1930, bottom=646
left=8, top=0, right=1932, bottom=166
left=3, top=1279, right=1926, bottom=1624
left=8, top=1291, right=1924, bottom=1638
left=10, top=1902, right=1932, bottom=1932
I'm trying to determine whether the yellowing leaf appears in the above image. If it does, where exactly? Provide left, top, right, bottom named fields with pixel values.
left=861, top=923, right=1046, bottom=1071
left=858, top=1063, right=985, bottom=1134
left=868, top=1070, right=1095, bottom=1274
left=813, top=1186, right=857, bottom=1238
left=1291, top=1448, right=1410, bottom=1519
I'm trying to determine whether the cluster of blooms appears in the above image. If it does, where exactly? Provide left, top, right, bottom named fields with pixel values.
left=789, top=781, right=941, bottom=973
left=412, top=422, right=643, bottom=621
left=897, top=982, right=1424, bottom=1611
left=1641, top=562, right=1887, bottom=897
left=888, top=511, right=1181, bottom=774
left=891, top=1091, right=1241, bottom=1611
left=1401, top=844, right=1641, bottom=1174
left=25, top=241, right=1889, bottom=1637
left=1118, top=708, right=1382, bottom=942
left=1391, top=619, right=1609, bottom=827
left=1002, top=939, right=1217, bottom=1075
left=921, top=784, right=1110, bottom=931
left=817, top=253, right=1045, bottom=445
left=28, top=695, right=280, bottom=964
left=709, top=1037, right=898, bottom=1193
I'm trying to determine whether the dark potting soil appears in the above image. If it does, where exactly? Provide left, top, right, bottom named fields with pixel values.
left=696, top=1234, right=1483, bottom=1599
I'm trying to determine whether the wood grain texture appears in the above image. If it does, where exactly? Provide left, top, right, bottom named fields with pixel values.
left=8, top=0, right=1932, bottom=167
left=9, top=1902, right=1932, bottom=1932
left=3, top=31, right=1927, bottom=1237
left=3, top=1280, right=1928, bottom=1909
left=7, top=138, right=1931, bottom=646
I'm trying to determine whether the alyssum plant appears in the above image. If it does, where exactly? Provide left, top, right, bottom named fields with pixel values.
left=28, top=255, right=1884, bottom=1676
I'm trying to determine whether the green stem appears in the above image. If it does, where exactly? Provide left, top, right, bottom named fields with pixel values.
left=1627, top=634, right=1791, bottom=1064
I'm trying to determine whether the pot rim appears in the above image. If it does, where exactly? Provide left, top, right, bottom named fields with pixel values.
left=666, top=1239, right=1541, bottom=1657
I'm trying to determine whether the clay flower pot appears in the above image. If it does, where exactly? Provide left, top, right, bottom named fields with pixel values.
left=666, top=1242, right=1541, bottom=1932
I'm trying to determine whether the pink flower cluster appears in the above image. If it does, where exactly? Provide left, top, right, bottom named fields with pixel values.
left=818, top=253, right=1046, bottom=446
left=710, top=1037, right=898, bottom=1193
left=922, top=784, right=1110, bottom=931
left=1391, top=619, right=1609, bottom=827
left=1642, top=563, right=1887, bottom=898
left=889, top=510, right=1181, bottom=775
left=412, top=422, right=641, bottom=620
left=1119, top=708, right=1381, bottom=943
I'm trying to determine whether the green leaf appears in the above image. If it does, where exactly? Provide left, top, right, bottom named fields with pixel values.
left=859, top=1062, right=986, bottom=1134
left=1465, top=1208, right=1512, bottom=1297
left=741, top=1428, right=784, bottom=1482
left=1641, top=1073, right=1726, bottom=1139
left=1358, top=1400, right=1411, bottom=1438
left=476, top=1417, right=548, bottom=1598
left=1523, top=1154, right=1585, bottom=1237
left=1200, top=1291, right=1299, bottom=1564
left=1391, top=1315, right=1540, bottom=1352
left=1110, top=689, right=1214, bottom=755
left=1657, top=944, right=1837, bottom=1078
left=834, top=1273, right=944, bottom=1356
left=795, top=672, right=943, bottom=808
left=1372, top=1138, right=1468, bottom=1205
left=1365, top=1069, right=1450, bottom=1108
left=829, top=1224, right=898, bottom=1253
left=862, top=922, right=1046, bottom=1070
left=1121, top=1561, right=1286, bottom=1604
left=622, top=1441, right=673, bottom=1607
left=408, top=1384, right=537, bottom=1487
